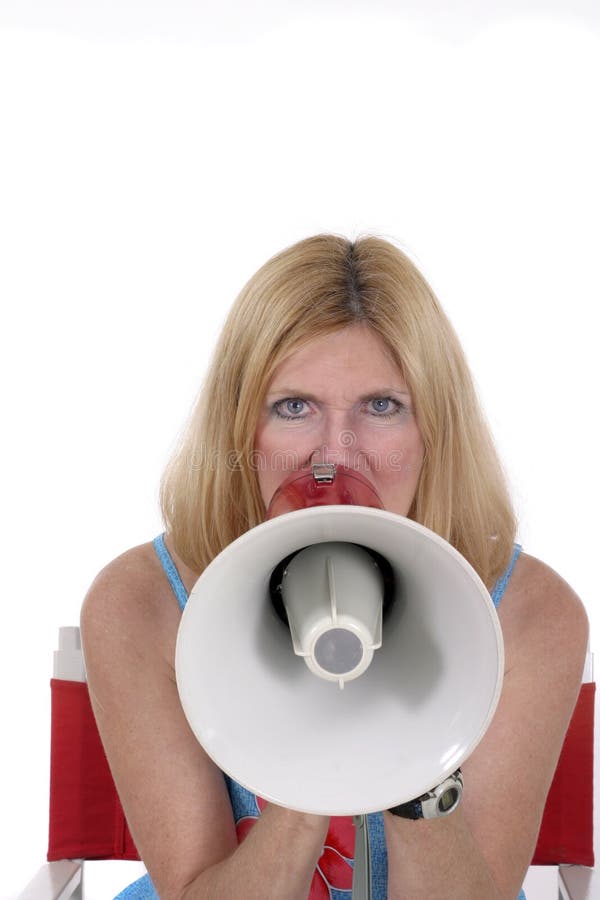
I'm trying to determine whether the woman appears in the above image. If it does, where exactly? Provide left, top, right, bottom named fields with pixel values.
left=81, top=234, right=588, bottom=899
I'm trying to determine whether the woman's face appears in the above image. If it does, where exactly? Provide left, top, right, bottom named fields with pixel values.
left=254, top=325, right=425, bottom=515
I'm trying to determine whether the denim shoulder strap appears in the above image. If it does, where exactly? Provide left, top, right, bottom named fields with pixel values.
left=153, top=533, right=189, bottom=611
left=490, top=543, right=522, bottom=608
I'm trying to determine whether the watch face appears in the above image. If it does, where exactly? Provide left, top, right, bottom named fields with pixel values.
left=438, top=787, right=459, bottom=813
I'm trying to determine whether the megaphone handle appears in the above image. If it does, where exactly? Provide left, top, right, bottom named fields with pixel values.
left=352, top=814, right=372, bottom=900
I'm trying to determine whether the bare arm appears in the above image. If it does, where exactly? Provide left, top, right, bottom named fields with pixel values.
left=80, top=544, right=328, bottom=900
left=384, top=553, right=589, bottom=900
left=180, top=805, right=328, bottom=900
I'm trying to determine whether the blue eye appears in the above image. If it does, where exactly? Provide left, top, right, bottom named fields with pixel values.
left=367, top=397, right=402, bottom=417
left=370, top=398, right=392, bottom=414
left=274, top=398, right=308, bottom=420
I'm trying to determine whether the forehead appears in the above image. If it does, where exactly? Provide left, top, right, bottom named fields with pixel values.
left=266, top=325, right=405, bottom=391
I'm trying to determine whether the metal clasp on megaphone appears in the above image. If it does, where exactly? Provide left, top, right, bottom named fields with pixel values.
left=267, top=464, right=394, bottom=690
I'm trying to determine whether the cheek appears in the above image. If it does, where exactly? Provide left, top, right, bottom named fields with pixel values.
left=254, top=422, right=316, bottom=471
left=363, top=433, right=425, bottom=516
left=373, top=453, right=423, bottom=493
left=253, top=426, right=304, bottom=507
left=362, top=423, right=424, bottom=473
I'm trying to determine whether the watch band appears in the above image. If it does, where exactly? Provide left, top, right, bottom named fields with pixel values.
left=387, top=769, right=463, bottom=820
left=388, top=797, right=425, bottom=820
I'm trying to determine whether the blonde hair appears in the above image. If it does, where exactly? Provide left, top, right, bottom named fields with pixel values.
left=160, top=233, right=517, bottom=589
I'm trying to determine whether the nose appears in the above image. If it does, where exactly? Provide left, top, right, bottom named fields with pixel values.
left=308, top=412, right=359, bottom=469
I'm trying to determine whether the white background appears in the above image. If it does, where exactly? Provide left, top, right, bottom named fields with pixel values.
left=1, top=2, right=598, bottom=897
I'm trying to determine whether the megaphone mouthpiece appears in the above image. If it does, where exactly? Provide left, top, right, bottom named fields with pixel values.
left=266, top=463, right=385, bottom=518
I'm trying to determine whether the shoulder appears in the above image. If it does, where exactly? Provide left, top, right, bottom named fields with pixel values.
left=82, top=540, right=172, bottom=618
left=80, top=539, right=183, bottom=670
left=505, top=550, right=588, bottom=630
left=499, top=550, right=588, bottom=674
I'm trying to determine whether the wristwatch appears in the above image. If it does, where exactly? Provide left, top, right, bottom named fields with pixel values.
left=387, top=770, right=463, bottom=820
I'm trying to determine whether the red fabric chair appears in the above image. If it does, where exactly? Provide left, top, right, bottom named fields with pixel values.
left=47, top=678, right=139, bottom=864
left=532, top=682, right=595, bottom=867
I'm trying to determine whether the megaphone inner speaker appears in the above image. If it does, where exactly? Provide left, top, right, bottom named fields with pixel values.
left=314, top=628, right=363, bottom=674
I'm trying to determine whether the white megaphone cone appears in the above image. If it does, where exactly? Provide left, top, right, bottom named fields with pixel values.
left=175, top=464, right=504, bottom=817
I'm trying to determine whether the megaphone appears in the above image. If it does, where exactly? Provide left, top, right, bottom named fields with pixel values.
left=175, top=464, right=503, bottom=817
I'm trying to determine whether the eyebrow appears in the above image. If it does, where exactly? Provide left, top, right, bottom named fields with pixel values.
left=265, top=387, right=413, bottom=401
